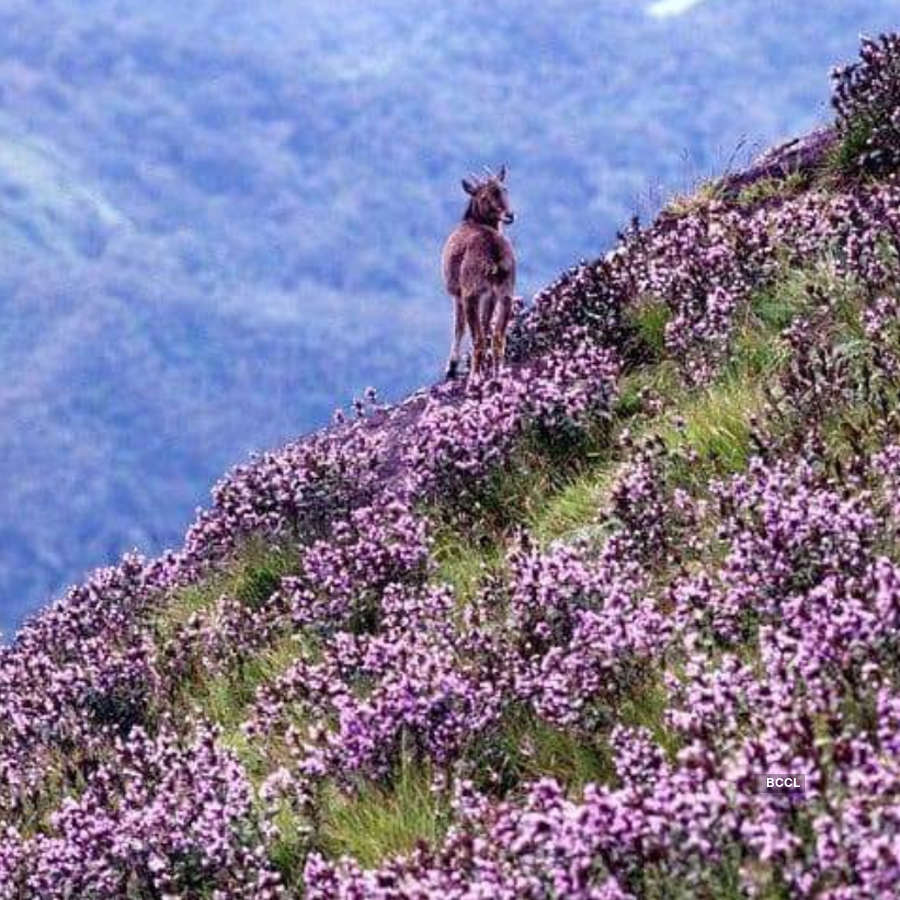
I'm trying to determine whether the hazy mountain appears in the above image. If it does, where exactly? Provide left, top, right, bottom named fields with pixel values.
left=0, top=0, right=896, bottom=636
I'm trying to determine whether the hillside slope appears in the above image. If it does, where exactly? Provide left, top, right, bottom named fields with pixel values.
left=1, top=32, right=899, bottom=899
left=4, top=0, right=900, bottom=637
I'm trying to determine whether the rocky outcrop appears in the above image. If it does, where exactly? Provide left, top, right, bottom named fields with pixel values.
left=721, top=126, right=837, bottom=196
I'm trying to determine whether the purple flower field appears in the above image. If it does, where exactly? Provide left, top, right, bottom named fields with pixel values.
left=1, top=34, right=899, bottom=898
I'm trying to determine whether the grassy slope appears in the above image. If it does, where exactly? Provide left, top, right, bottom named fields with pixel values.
left=128, top=151, right=895, bottom=894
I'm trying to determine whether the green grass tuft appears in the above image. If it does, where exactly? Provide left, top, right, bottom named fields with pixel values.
left=463, top=705, right=615, bottom=799
left=618, top=672, right=683, bottom=762
left=827, top=115, right=875, bottom=177
left=735, top=172, right=807, bottom=207
left=153, top=534, right=299, bottom=646
left=431, top=523, right=504, bottom=602
left=664, top=178, right=726, bottom=216
left=318, top=759, right=449, bottom=869
left=181, top=632, right=310, bottom=733
left=662, top=376, right=763, bottom=477
left=528, top=471, right=612, bottom=546
left=628, top=296, right=670, bottom=360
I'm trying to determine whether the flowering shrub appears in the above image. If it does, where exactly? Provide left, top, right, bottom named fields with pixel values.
left=0, top=721, right=283, bottom=899
left=499, top=531, right=670, bottom=731
left=244, top=584, right=507, bottom=787
left=831, top=32, right=900, bottom=175
left=404, top=327, right=620, bottom=505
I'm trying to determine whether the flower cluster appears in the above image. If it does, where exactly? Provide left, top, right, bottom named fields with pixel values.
left=0, top=721, right=283, bottom=899
left=831, top=32, right=900, bottom=175
left=244, top=584, right=506, bottom=785
left=500, top=531, right=670, bottom=730
left=404, top=328, right=620, bottom=503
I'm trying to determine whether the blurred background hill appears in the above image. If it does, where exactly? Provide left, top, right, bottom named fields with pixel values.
left=0, top=0, right=896, bottom=635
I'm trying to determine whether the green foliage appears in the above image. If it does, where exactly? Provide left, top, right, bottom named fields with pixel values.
left=735, top=171, right=807, bottom=206
left=429, top=408, right=615, bottom=555
left=233, top=550, right=293, bottom=610
left=319, top=760, right=450, bottom=869
left=431, top=521, right=504, bottom=603
left=528, top=323, right=776, bottom=546
left=153, top=534, right=298, bottom=645
left=628, top=297, right=671, bottom=360
left=664, top=178, right=726, bottom=216
left=152, top=536, right=305, bottom=739
left=464, top=706, right=615, bottom=798
left=16, top=747, right=98, bottom=839
left=827, top=115, right=875, bottom=176
left=618, top=673, right=683, bottom=762
left=528, top=264, right=867, bottom=551
left=637, top=851, right=792, bottom=900
left=182, top=633, right=309, bottom=733
left=265, top=795, right=313, bottom=888
left=516, top=717, right=615, bottom=789
left=664, top=377, right=764, bottom=476
left=757, top=258, right=864, bottom=328
left=528, top=471, right=612, bottom=546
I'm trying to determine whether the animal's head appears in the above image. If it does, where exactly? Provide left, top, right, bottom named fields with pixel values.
left=462, top=165, right=514, bottom=227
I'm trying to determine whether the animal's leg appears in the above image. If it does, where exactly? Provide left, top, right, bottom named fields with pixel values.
left=445, top=294, right=465, bottom=380
left=465, top=292, right=485, bottom=386
left=479, top=293, right=497, bottom=378
left=492, top=294, right=514, bottom=376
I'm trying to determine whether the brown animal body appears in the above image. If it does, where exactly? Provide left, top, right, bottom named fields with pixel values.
left=441, top=166, right=516, bottom=383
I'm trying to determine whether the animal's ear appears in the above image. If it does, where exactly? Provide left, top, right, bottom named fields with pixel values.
left=497, top=165, right=507, bottom=182
left=462, top=178, right=477, bottom=195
